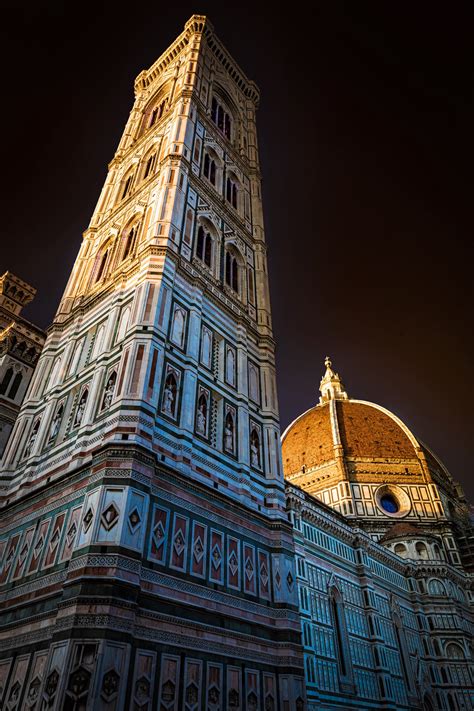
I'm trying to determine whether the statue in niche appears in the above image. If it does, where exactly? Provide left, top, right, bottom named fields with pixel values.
left=49, top=405, right=63, bottom=441
left=224, top=411, right=234, bottom=452
left=226, top=348, right=235, bottom=386
left=101, top=372, right=116, bottom=411
left=196, top=394, right=207, bottom=435
left=24, top=421, right=39, bottom=458
left=162, top=373, right=177, bottom=417
left=74, top=391, right=88, bottom=427
left=250, top=428, right=260, bottom=467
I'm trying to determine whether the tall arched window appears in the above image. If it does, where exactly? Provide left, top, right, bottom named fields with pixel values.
left=122, top=224, right=138, bottom=262
left=95, top=249, right=109, bottom=283
left=8, top=372, right=23, bottom=400
left=203, top=153, right=216, bottom=185
left=121, top=173, right=134, bottom=200
left=329, top=586, right=353, bottom=686
left=0, top=367, right=13, bottom=395
left=226, top=177, right=238, bottom=209
left=225, top=251, right=239, bottom=293
left=143, top=152, right=156, bottom=179
left=211, top=96, right=232, bottom=140
left=196, top=225, right=212, bottom=268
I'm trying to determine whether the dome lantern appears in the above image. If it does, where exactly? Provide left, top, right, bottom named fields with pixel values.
left=319, top=356, right=348, bottom=403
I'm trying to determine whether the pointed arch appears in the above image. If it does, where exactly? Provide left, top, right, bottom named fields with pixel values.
left=0, top=367, right=14, bottom=395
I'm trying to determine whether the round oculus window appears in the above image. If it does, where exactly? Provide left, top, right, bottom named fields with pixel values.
left=380, top=493, right=399, bottom=514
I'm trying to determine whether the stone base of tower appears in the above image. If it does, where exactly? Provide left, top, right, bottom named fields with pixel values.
left=0, top=443, right=305, bottom=709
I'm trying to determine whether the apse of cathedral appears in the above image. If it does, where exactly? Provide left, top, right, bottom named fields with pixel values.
left=0, top=14, right=472, bottom=711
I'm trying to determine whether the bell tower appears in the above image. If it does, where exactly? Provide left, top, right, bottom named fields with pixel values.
left=0, top=16, right=305, bottom=709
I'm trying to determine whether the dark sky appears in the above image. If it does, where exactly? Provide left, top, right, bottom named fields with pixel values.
left=1, top=2, right=472, bottom=500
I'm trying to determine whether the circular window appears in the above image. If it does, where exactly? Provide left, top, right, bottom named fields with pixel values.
left=374, top=484, right=411, bottom=518
left=380, top=493, right=399, bottom=513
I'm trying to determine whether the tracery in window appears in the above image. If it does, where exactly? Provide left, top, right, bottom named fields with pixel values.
left=196, top=225, right=213, bottom=268
left=121, top=173, right=134, bottom=200
left=95, top=248, right=109, bottom=283
left=122, top=223, right=139, bottom=262
left=0, top=367, right=13, bottom=395
left=211, top=96, right=232, bottom=140
left=143, top=152, right=156, bottom=180
left=203, top=153, right=217, bottom=185
left=226, top=176, right=238, bottom=209
left=225, top=249, right=239, bottom=293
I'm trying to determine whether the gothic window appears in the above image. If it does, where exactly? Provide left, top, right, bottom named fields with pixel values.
left=203, top=153, right=217, bottom=185
left=143, top=152, right=156, bottom=179
left=200, top=326, right=213, bottom=369
left=8, top=371, right=22, bottom=399
left=170, top=305, right=187, bottom=349
left=161, top=365, right=180, bottom=420
left=148, top=98, right=167, bottom=129
left=247, top=267, right=255, bottom=305
left=95, top=248, right=109, bottom=283
left=195, top=386, right=210, bottom=438
left=224, top=404, right=236, bottom=455
left=193, top=136, right=202, bottom=164
left=211, top=96, right=232, bottom=140
left=73, top=388, right=89, bottom=428
left=121, top=173, right=134, bottom=200
left=0, top=367, right=13, bottom=395
left=329, top=586, right=353, bottom=684
left=226, top=177, right=238, bottom=209
left=196, top=225, right=213, bottom=268
left=183, top=208, right=194, bottom=245
left=91, top=324, right=105, bottom=361
left=225, top=250, right=239, bottom=293
left=249, top=423, right=262, bottom=469
left=122, top=223, right=139, bottom=262
left=101, top=371, right=117, bottom=411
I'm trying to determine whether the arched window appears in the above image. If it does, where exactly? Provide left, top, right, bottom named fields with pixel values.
left=49, top=357, right=62, bottom=389
left=225, top=250, right=239, bottom=293
left=329, top=587, right=353, bottom=684
left=394, top=543, right=408, bottom=558
left=143, top=152, right=156, bottom=179
left=101, top=371, right=117, bottom=411
left=8, top=372, right=23, bottom=400
left=0, top=367, right=13, bottom=395
left=415, top=542, right=429, bottom=560
left=445, top=643, right=464, bottom=659
left=121, top=173, right=134, bottom=200
left=211, top=96, right=232, bottom=140
left=433, top=543, right=442, bottom=559
left=183, top=208, right=194, bottom=246
left=68, top=340, right=83, bottom=377
left=122, top=223, right=139, bottom=262
left=428, top=578, right=446, bottom=596
left=196, top=225, right=213, bottom=268
left=226, top=177, right=238, bottom=209
left=95, top=249, right=109, bottom=283
left=203, top=153, right=216, bottom=185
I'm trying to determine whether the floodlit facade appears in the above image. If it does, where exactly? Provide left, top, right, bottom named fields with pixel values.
left=0, top=16, right=305, bottom=710
left=283, top=360, right=474, bottom=710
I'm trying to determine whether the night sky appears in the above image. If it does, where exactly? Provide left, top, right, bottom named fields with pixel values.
left=1, top=3, right=472, bottom=500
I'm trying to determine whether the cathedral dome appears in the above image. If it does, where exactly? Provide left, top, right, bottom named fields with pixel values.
left=281, top=357, right=456, bottom=505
